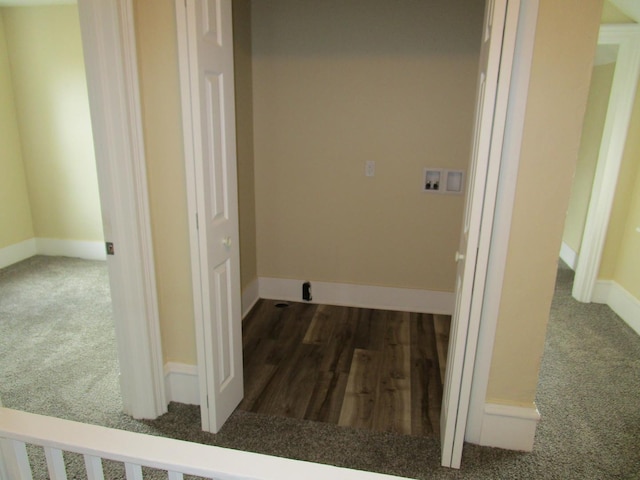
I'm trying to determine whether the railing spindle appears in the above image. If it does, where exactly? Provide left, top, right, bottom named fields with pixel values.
left=124, top=462, right=143, bottom=480
left=3, top=439, right=33, bottom=480
left=83, top=454, right=104, bottom=480
left=44, top=447, right=67, bottom=480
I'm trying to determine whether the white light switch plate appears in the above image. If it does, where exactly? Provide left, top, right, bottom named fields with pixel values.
left=365, top=161, right=375, bottom=177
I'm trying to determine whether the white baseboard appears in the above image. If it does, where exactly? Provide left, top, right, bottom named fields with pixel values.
left=0, top=239, right=37, bottom=269
left=476, top=403, right=540, bottom=451
left=164, top=362, right=199, bottom=406
left=0, top=238, right=105, bottom=269
left=258, top=277, right=454, bottom=315
left=593, top=280, right=640, bottom=336
left=242, top=278, right=259, bottom=319
left=592, top=280, right=612, bottom=304
left=36, top=238, right=106, bottom=260
left=559, top=242, right=577, bottom=270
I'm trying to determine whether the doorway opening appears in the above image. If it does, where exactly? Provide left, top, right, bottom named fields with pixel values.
left=0, top=4, right=124, bottom=416
left=177, top=0, right=517, bottom=469
left=560, top=18, right=640, bottom=336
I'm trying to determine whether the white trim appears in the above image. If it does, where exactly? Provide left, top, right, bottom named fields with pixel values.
left=117, top=0, right=167, bottom=421
left=0, top=239, right=36, bottom=269
left=591, top=279, right=613, bottom=303
left=164, top=363, right=200, bottom=406
left=466, top=0, right=539, bottom=446
left=477, top=403, right=540, bottom=452
left=559, top=242, right=578, bottom=270
left=242, top=278, right=260, bottom=319
left=35, top=238, right=106, bottom=260
left=593, top=280, right=640, bottom=336
left=77, top=0, right=166, bottom=419
left=573, top=24, right=640, bottom=302
left=258, top=277, right=454, bottom=315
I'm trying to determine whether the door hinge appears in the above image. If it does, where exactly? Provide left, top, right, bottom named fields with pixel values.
left=105, top=242, right=115, bottom=255
left=206, top=395, right=209, bottom=408
left=196, top=213, right=199, bottom=230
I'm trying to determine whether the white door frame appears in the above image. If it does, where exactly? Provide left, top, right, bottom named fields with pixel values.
left=465, top=0, right=539, bottom=444
left=572, top=23, right=640, bottom=302
left=441, top=0, right=526, bottom=468
left=77, top=0, right=167, bottom=419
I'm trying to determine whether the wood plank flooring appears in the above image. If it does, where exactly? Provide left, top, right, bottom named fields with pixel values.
left=239, top=300, right=451, bottom=437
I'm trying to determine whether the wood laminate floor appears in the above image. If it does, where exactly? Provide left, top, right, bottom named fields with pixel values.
left=239, top=300, right=451, bottom=437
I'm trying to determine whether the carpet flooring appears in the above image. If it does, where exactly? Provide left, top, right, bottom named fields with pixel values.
left=1, top=256, right=639, bottom=479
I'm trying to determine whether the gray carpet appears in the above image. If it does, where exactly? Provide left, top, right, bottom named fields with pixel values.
left=1, top=256, right=639, bottom=479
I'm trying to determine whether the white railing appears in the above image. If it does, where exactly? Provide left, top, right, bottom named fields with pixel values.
left=0, top=408, right=412, bottom=480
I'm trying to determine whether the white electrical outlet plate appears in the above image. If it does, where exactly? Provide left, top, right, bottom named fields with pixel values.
left=365, top=160, right=375, bottom=177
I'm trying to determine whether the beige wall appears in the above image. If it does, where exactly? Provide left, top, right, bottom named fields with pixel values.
left=487, top=0, right=603, bottom=405
left=0, top=11, right=33, bottom=249
left=601, top=0, right=634, bottom=23
left=2, top=6, right=103, bottom=243
left=563, top=62, right=615, bottom=252
left=613, top=167, right=640, bottom=298
left=251, top=0, right=484, bottom=291
left=234, top=0, right=258, bottom=289
left=134, top=0, right=197, bottom=365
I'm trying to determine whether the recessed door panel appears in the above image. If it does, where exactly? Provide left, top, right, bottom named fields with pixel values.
left=201, top=0, right=222, bottom=46
left=213, top=259, right=234, bottom=388
left=204, top=72, right=227, bottom=222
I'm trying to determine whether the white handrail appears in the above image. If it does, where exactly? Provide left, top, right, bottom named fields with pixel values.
left=0, top=408, right=412, bottom=480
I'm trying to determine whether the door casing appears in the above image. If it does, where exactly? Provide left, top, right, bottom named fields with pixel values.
left=77, top=0, right=167, bottom=419
left=572, top=24, right=640, bottom=302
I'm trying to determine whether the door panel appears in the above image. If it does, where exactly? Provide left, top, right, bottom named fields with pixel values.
left=440, top=0, right=508, bottom=468
left=182, top=0, right=243, bottom=433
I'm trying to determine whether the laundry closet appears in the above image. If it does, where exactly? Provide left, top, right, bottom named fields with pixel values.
left=233, top=0, right=485, bottom=299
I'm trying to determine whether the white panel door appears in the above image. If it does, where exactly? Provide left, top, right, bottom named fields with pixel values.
left=440, top=0, right=508, bottom=468
left=181, top=0, right=243, bottom=433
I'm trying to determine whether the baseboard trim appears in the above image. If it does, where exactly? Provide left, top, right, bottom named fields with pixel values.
left=36, top=238, right=106, bottom=260
left=0, top=239, right=37, bottom=269
left=258, top=277, right=454, bottom=314
left=593, top=280, right=640, bottom=336
left=242, top=278, right=260, bottom=319
left=164, top=362, right=199, bottom=406
left=592, top=280, right=612, bottom=304
left=559, top=242, right=577, bottom=270
left=477, top=403, right=540, bottom=451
